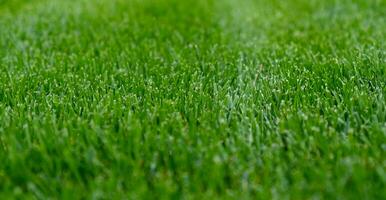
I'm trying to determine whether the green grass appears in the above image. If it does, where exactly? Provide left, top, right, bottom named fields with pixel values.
left=0, top=0, right=385, bottom=199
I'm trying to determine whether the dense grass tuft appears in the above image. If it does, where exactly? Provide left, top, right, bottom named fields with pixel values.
left=0, top=0, right=385, bottom=199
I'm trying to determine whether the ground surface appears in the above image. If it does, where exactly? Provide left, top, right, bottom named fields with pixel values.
left=0, top=0, right=385, bottom=199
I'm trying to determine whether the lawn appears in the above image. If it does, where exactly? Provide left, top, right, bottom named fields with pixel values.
left=0, top=0, right=385, bottom=199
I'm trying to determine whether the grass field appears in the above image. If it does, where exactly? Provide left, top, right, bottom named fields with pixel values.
left=0, top=0, right=385, bottom=199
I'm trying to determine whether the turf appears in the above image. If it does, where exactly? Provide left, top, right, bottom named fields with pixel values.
left=0, top=0, right=385, bottom=199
